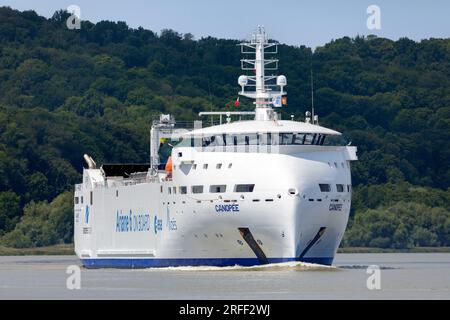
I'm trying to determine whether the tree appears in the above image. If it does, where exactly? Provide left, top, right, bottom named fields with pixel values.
left=0, top=191, right=21, bottom=235
left=0, top=191, right=73, bottom=248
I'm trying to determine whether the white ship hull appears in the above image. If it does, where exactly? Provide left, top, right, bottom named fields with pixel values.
left=75, top=145, right=357, bottom=268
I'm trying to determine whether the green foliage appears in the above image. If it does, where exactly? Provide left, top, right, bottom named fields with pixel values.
left=344, top=202, right=450, bottom=248
left=351, top=182, right=450, bottom=214
left=0, top=191, right=73, bottom=248
left=0, top=7, right=449, bottom=248
left=0, top=191, right=21, bottom=235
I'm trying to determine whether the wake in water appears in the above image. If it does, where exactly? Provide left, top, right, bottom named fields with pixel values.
left=142, top=261, right=338, bottom=272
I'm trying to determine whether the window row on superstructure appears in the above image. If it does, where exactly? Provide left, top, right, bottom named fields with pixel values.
left=178, top=132, right=330, bottom=147
left=319, top=184, right=352, bottom=193
left=164, top=184, right=255, bottom=195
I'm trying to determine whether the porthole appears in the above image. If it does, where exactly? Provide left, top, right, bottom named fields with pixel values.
left=237, top=240, right=244, bottom=246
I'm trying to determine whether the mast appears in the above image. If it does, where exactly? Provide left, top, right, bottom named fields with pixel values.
left=311, top=69, right=314, bottom=122
left=238, top=26, right=287, bottom=121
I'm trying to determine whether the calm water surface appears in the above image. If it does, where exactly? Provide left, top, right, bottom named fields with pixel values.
left=0, top=253, right=449, bottom=299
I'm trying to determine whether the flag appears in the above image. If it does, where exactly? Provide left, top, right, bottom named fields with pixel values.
left=235, top=97, right=240, bottom=107
left=272, top=95, right=282, bottom=107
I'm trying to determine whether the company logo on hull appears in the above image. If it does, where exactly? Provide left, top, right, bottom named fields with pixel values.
left=85, top=206, right=90, bottom=224
left=329, top=204, right=343, bottom=211
left=154, top=215, right=163, bottom=234
left=215, top=203, right=240, bottom=213
left=116, top=210, right=151, bottom=232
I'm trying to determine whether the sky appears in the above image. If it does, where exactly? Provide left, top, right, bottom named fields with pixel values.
left=1, top=0, right=449, bottom=48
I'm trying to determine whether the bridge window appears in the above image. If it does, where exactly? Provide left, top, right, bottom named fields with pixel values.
left=216, top=163, right=222, bottom=169
left=280, top=133, right=294, bottom=145
left=192, top=185, right=204, bottom=194
left=203, top=164, right=208, bottom=169
left=336, top=184, right=344, bottom=192
left=316, top=134, right=326, bottom=145
left=75, top=197, right=79, bottom=205
left=202, top=136, right=215, bottom=147
left=199, top=132, right=332, bottom=147
left=319, top=184, right=331, bottom=192
left=90, top=191, right=93, bottom=205
left=81, top=196, right=83, bottom=204
left=320, top=135, right=326, bottom=145
left=180, top=186, right=187, bottom=194
left=210, top=185, right=226, bottom=193
left=292, top=133, right=305, bottom=145
left=234, top=184, right=255, bottom=193
left=304, top=134, right=315, bottom=145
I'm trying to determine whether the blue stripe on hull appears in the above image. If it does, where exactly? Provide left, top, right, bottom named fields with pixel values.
left=81, top=257, right=334, bottom=268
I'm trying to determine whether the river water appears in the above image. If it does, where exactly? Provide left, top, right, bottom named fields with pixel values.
left=0, top=253, right=449, bottom=299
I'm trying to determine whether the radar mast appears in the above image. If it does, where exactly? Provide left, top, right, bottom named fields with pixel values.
left=238, top=26, right=287, bottom=121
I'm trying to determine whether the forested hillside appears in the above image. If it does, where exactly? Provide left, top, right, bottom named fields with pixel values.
left=0, top=7, right=449, bottom=248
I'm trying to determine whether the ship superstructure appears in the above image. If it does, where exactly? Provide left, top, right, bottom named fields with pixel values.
left=74, top=27, right=358, bottom=268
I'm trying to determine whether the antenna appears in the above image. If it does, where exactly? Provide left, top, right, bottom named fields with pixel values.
left=311, top=69, right=314, bottom=123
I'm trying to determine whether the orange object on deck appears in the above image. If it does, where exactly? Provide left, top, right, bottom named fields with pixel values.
left=165, top=156, right=173, bottom=174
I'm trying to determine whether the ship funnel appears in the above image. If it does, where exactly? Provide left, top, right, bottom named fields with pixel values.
left=83, top=154, right=97, bottom=169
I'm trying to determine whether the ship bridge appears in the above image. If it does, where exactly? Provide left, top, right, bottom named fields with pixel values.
left=179, top=119, right=342, bottom=148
